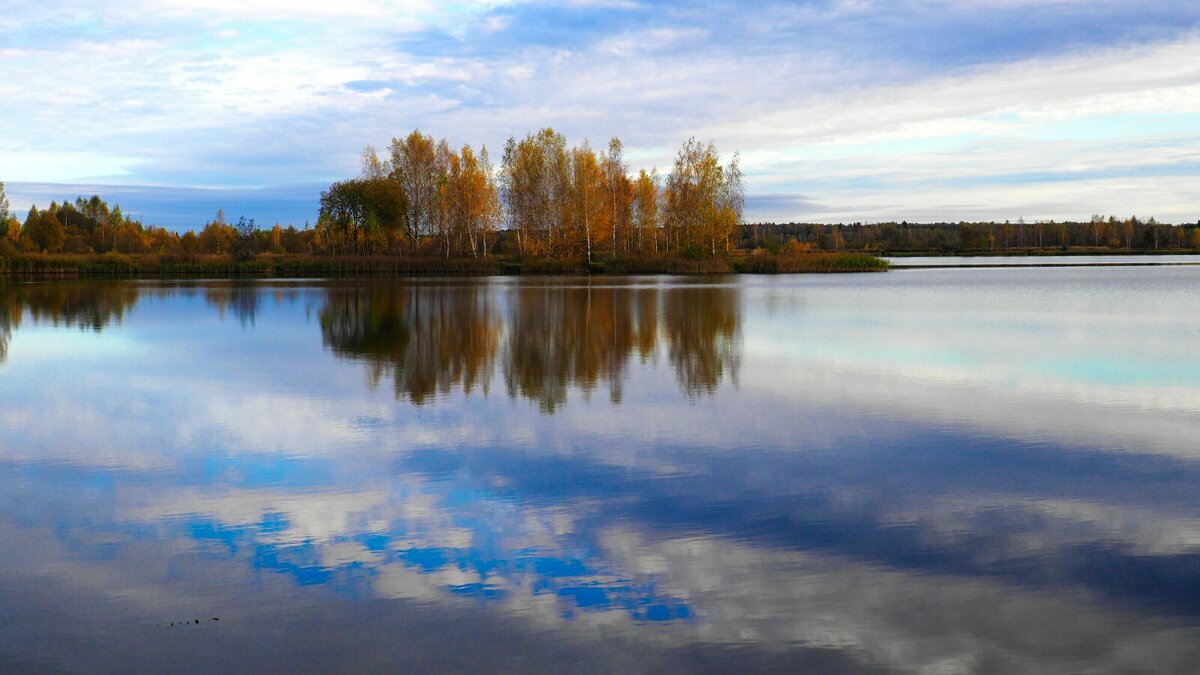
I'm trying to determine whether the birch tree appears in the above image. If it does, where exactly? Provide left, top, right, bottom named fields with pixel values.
left=632, top=169, right=659, bottom=253
left=389, top=130, right=439, bottom=249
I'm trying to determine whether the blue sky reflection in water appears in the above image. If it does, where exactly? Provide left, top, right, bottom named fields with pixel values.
left=2, top=271, right=1200, bottom=672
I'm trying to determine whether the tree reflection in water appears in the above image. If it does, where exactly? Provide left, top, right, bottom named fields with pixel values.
left=320, top=282, right=502, bottom=405
left=0, top=281, right=143, bottom=361
left=0, top=278, right=742, bottom=408
left=320, top=279, right=740, bottom=408
left=205, top=282, right=264, bottom=327
left=663, top=283, right=740, bottom=396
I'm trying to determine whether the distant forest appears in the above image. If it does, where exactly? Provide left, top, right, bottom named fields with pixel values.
left=747, top=217, right=1200, bottom=254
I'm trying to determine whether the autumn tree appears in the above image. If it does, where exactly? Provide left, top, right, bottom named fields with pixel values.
left=433, top=139, right=455, bottom=257
left=663, top=138, right=740, bottom=257
left=78, top=195, right=108, bottom=223
left=500, top=136, right=535, bottom=255
left=361, top=145, right=390, bottom=180
left=140, top=225, right=178, bottom=254
left=0, top=183, right=18, bottom=253
left=718, top=152, right=745, bottom=253
left=632, top=169, right=659, bottom=253
left=502, top=128, right=571, bottom=258
left=113, top=219, right=145, bottom=253
left=601, top=137, right=633, bottom=257
left=471, top=146, right=502, bottom=256
left=442, top=144, right=500, bottom=258
left=1089, top=214, right=1104, bottom=247
left=2, top=215, right=19, bottom=246
left=389, top=130, right=439, bottom=248
left=570, top=141, right=604, bottom=265
left=200, top=210, right=237, bottom=254
left=498, top=131, right=640, bottom=263
left=23, top=205, right=66, bottom=252
left=19, top=206, right=38, bottom=251
left=180, top=230, right=201, bottom=254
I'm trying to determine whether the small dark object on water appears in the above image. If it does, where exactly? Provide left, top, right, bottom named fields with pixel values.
left=195, top=619, right=199, bottom=624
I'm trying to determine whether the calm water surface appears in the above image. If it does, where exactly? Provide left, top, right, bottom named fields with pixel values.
left=2, top=269, right=1199, bottom=673
left=889, top=254, right=1200, bottom=267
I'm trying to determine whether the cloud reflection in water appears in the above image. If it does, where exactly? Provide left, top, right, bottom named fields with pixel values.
left=0, top=272, right=1199, bottom=672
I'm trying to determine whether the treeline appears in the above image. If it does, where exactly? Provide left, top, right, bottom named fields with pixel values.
left=3, top=129, right=744, bottom=264
left=316, top=129, right=744, bottom=261
left=0, top=184, right=314, bottom=258
left=747, top=216, right=1200, bottom=254
left=5, top=169, right=1197, bottom=264
left=0, top=189, right=182, bottom=256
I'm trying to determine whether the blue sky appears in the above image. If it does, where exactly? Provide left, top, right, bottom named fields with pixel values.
left=1, top=0, right=1199, bottom=229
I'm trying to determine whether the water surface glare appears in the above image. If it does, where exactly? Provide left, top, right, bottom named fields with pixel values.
left=1, top=270, right=1199, bottom=673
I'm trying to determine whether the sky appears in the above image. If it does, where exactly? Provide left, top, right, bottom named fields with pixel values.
left=1, top=0, right=1199, bottom=229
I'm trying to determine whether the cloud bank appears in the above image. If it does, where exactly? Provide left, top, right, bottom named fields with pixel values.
left=1, top=0, right=1198, bottom=227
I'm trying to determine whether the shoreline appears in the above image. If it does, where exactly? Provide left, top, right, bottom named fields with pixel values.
left=0, top=251, right=890, bottom=279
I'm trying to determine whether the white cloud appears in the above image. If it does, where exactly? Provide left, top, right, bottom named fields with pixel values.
left=1, top=2, right=1198, bottom=222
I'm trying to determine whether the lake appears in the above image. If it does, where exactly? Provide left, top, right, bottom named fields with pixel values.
left=1, top=269, right=1199, bottom=673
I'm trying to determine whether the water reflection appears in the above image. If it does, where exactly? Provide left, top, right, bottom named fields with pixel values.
left=663, top=284, right=740, bottom=395
left=0, top=280, right=743, bottom=406
left=504, top=284, right=658, bottom=409
left=320, top=283, right=501, bottom=405
left=1, top=273, right=1199, bottom=673
left=0, top=281, right=140, bottom=359
left=205, top=282, right=266, bottom=327
left=317, top=279, right=741, bottom=409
